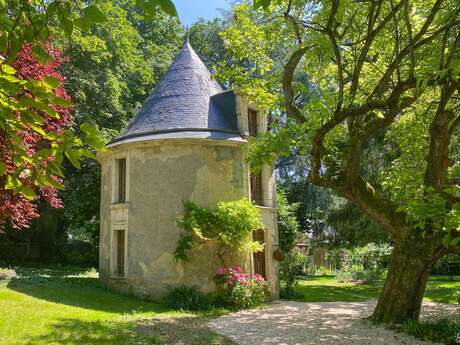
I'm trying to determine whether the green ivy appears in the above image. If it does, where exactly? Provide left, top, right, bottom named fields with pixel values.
left=175, top=198, right=264, bottom=263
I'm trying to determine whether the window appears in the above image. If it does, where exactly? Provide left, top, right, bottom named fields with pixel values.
left=117, top=158, right=126, bottom=203
left=250, top=172, right=263, bottom=206
left=248, top=109, right=258, bottom=137
left=115, top=230, right=125, bottom=277
left=253, top=229, right=266, bottom=278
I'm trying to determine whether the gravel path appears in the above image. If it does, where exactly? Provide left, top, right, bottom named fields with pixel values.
left=208, top=301, right=459, bottom=345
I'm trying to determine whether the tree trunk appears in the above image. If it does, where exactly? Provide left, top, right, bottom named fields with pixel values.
left=371, top=237, right=443, bottom=324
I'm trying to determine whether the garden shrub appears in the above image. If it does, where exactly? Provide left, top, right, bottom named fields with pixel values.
left=326, top=247, right=347, bottom=271
left=0, top=267, right=17, bottom=280
left=279, top=250, right=308, bottom=298
left=336, top=243, right=391, bottom=283
left=165, top=285, right=216, bottom=311
left=401, top=318, right=460, bottom=345
left=214, top=266, right=267, bottom=309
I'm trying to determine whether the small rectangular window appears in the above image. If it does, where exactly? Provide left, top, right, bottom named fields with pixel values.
left=117, top=158, right=126, bottom=203
left=250, top=172, right=263, bottom=206
left=115, top=230, right=125, bottom=277
left=248, top=109, right=258, bottom=137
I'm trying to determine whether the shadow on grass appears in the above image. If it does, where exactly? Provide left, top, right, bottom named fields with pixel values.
left=6, top=266, right=170, bottom=314
left=25, top=317, right=235, bottom=345
left=24, top=318, right=146, bottom=345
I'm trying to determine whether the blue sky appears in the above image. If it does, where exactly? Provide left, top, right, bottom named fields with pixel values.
left=174, top=0, right=233, bottom=26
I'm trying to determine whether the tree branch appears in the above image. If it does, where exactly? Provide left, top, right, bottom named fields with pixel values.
left=326, top=0, right=344, bottom=112
left=282, top=44, right=312, bottom=123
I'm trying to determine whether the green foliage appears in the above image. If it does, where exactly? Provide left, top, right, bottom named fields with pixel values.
left=189, top=18, right=227, bottom=73
left=165, top=285, right=216, bottom=311
left=277, top=190, right=300, bottom=252
left=434, top=254, right=460, bottom=276
left=59, top=0, right=182, bottom=131
left=279, top=250, right=309, bottom=298
left=336, top=244, right=392, bottom=283
left=175, top=198, right=264, bottom=262
left=61, top=240, right=98, bottom=267
left=401, top=319, right=460, bottom=345
left=327, top=201, right=389, bottom=247
left=217, top=2, right=284, bottom=109
left=220, top=0, right=460, bottom=247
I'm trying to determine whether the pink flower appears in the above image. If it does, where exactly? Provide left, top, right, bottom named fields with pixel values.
left=253, top=274, right=266, bottom=283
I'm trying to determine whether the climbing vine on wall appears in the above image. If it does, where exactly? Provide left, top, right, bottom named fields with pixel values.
left=175, top=198, right=264, bottom=265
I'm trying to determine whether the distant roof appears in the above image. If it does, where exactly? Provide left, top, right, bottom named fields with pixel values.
left=109, top=40, right=242, bottom=146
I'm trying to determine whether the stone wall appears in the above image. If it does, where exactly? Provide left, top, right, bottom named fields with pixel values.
left=99, top=139, right=257, bottom=299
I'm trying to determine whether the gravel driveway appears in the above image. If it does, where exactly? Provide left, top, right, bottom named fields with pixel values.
left=208, top=301, right=459, bottom=345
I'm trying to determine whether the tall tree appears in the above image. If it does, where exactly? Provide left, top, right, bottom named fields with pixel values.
left=223, top=0, right=460, bottom=324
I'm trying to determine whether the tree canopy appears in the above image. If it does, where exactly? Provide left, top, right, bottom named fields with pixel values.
left=221, top=0, right=460, bottom=324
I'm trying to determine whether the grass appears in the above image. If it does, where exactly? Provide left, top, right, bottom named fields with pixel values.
left=0, top=266, right=234, bottom=345
left=288, top=275, right=460, bottom=304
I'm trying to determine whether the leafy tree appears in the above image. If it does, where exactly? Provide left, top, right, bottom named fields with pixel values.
left=222, top=0, right=460, bottom=324
left=0, top=43, right=99, bottom=229
left=0, top=0, right=177, bottom=230
left=59, top=0, right=182, bottom=131
left=277, top=190, right=300, bottom=252
left=189, top=18, right=227, bottom=73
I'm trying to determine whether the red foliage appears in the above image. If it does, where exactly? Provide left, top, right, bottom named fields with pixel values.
left=0, top=44, right=72, bottom=230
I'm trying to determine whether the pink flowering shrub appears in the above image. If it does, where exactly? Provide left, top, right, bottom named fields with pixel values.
left=214, top=266, right=267, bottom=309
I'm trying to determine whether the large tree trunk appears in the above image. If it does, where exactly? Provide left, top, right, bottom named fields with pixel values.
left=371, top=237, right=444, bottom=324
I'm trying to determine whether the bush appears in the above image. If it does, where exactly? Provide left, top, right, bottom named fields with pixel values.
left=214, top=267, right=267, bottom=309
left=61, top=240, right=98, bottom=267
left=165, top=285, right=216, bottom=311
left=336, top=243, right=391, bottom=283
left=279, top=250, right=308, bottom=298
left=0, top=267, right=16, bottom=280
left=401, top=319, right=460, bottom=345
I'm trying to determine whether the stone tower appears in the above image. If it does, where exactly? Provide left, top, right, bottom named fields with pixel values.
left=98, top=40, right=279, bottom=299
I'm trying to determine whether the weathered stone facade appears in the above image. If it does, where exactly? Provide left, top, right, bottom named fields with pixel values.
left=98, top=41, right=279, bottom=299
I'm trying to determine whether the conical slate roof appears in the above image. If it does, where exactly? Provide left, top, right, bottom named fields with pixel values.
left=109, top=40, right=242, bottom=146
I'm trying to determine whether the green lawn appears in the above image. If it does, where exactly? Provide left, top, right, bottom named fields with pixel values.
left=289, top=275, right=460, bottom=304
left=2, top=268, right=458, bottom=345
left=0, top=266, right=233, bottom=345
